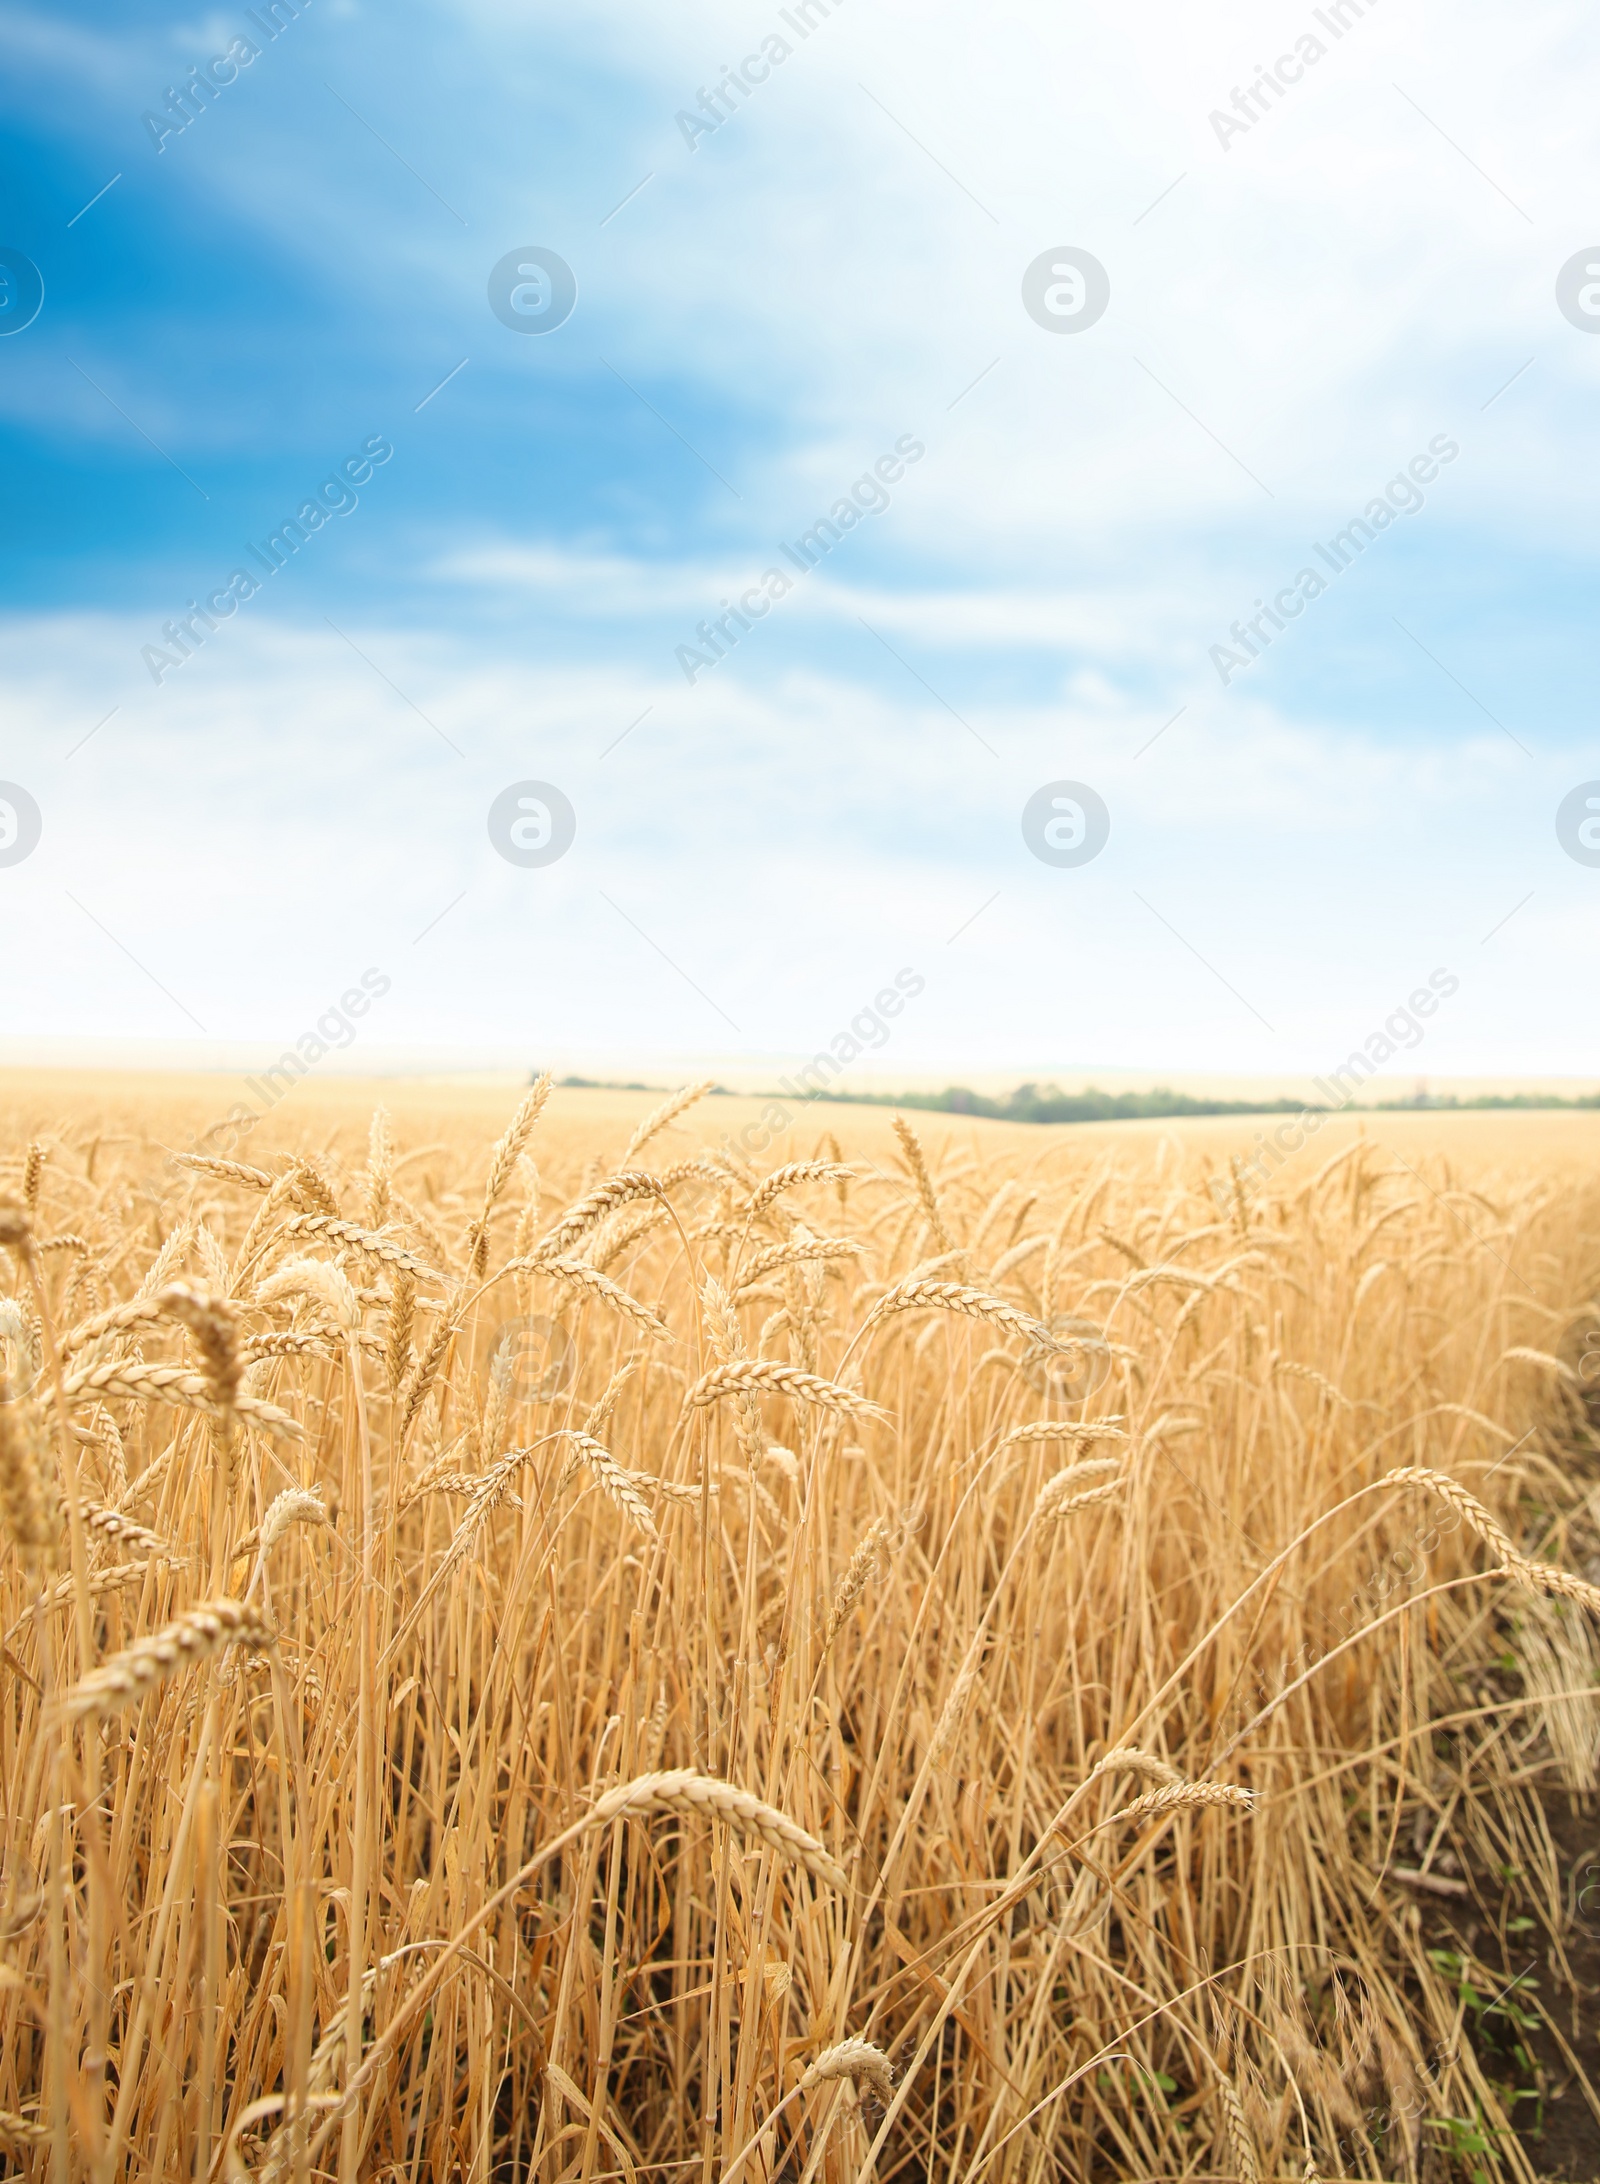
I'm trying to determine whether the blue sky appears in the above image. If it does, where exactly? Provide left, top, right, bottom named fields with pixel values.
left=2, top=0, right=1598, bottom=1078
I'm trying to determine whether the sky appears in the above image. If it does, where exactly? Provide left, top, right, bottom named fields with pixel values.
left=2, top=0, right=1598, bottom=1083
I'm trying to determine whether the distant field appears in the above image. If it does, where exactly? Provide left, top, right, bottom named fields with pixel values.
left=5, top=1066, right=1600, bottom=1185
left=2, top=1068, right=1598, bottom=2180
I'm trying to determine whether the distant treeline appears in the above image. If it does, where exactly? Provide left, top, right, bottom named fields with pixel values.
left=555, top=1074, right=1600, bottom=1124
left=802, top=1082, right=1600, bottom=1123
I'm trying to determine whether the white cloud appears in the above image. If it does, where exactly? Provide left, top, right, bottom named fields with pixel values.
left=2, top=611, right=1594, bottom=1073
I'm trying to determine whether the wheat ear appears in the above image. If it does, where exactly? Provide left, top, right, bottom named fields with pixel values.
left=260, top=1488, right=330, bottom=1555
left=864, top=1279, right=1051, bottom=1349
left=83, top=1503, right=167, bottom=1556
left=742, top=1161, right=853, bottom=1221
left=20, top=1561, right=152, bottom=1630
left=998, top=1416, right=1126, bottom=1451
left=588, top=1770, right=848, bottom=1892
left=1034, top=1461, right=1125, bottom=1521
left=620, top=1081, right=714, bottom=1166
left=159, top=1283, right=240, bottom=1409
left=1117, top=1782, right=1256, bottom=1822
left=0, top=1383, right=57, bottom=1558
left=1048, top=1746, right=1190, bottom=1836
left=892, top=1114, right=957, bottom=1257
left=1087, top=1746, right=1186, bottom=1789
left=255, top=1258, right=362, bottom=1334
left=400, top=1312, right=455, bottom=1440
left=365, top=1106, right=393, bottom=1227
left=731, top=1235, right=864, bottom=1297
left=132, top=1220, right=194, bottom=1300
left=60, top=1360, right=300, bottom=1441
left=282, top=1214, right=438, bottom=1280
left=462, top=1079, right=553, bottom=1275
left=583, top=1359, right=638, bottom=1438
left=385, top=1270, right=414, bottom=1398
left=701, top=1277, right=763, bottom=1466
left=533, top=1171, right=666, bottom=1259
left=1387, top=1465, right=1600, bottom=1615
left=1272, top=1358, right=1353, bottom=1408
left=60, top=1295, right=170, bottom=1356
left=286, top=1161, right=340, bottom=1219
left=824, top=1517, right=891, bottom=1649
left=1216, top=2072, right=1262, bottom=2184
left=799, top=2038, right=895, bottom=2103
left=169, top=1152, right=275, bottom=1191
left=560, top=1433, right=659, bottom=1539
left=683, top=1359, right=885, bottom=1421
left=60, top=1599, right=274, bottom=1719
left=514, top=1254, right=669, bottom=1339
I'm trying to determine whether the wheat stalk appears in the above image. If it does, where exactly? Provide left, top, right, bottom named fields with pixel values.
left=10, top=1074, right=1600, bottom=2184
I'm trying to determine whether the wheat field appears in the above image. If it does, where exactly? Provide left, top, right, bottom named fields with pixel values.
left=1, top=1074, right=1598, bottom=2183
